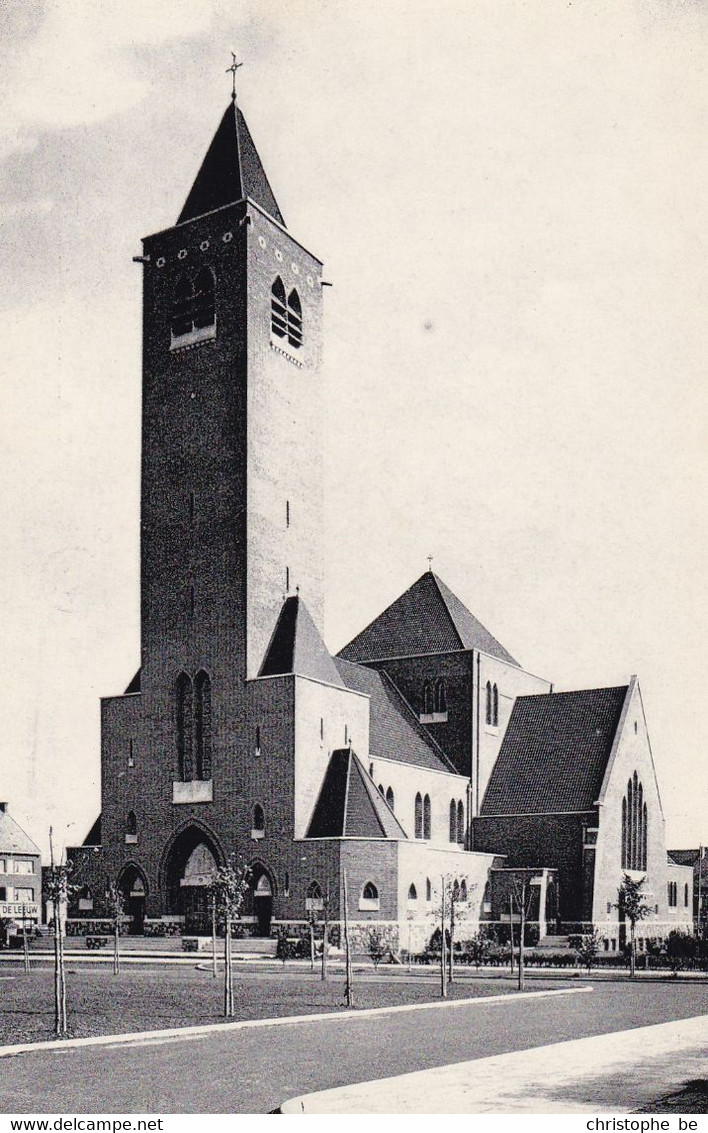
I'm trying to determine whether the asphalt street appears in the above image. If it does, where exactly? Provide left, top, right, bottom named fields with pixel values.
left=2, top=981, right=708, bottom=1113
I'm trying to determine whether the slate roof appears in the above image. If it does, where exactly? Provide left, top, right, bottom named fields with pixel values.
left=0, top=809, right=40, bottom=856
left=124, top=670, right=141, bottom=694
left=338, top=570, right=518, bottom=666
left=306, top=748, right=407, bottom=839
left=82, top=815, right=102, bottom=847
left=177, top=101, right=284, bottom=226
left=259, top=596, right=344, bottom=687
left=334, top=658, right=457, bottom=773
left=667, top=849, right=699, bottom=867
left=480, top=686, right=629, bottom=816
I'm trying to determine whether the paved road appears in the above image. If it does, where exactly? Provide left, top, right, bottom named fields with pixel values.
left=2, top=982, right=708, bottom=1113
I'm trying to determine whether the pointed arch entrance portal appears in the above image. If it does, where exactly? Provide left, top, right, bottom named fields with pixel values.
left=162, top=825, right=222, bottom=934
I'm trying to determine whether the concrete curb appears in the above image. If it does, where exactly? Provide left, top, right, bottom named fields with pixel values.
left=0, top=984, right=592, bottom=1059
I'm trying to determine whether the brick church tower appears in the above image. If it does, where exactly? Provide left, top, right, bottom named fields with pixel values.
left=94, top=91, right=328, bottom=930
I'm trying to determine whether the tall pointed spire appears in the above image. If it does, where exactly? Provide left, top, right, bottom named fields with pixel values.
left=177, top=101, right=285, bottom=227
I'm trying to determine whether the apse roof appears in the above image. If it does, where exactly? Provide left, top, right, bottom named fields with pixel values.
left=259, top=596, right=344, bottom=687
left=338, top=570, right=518, bottom=666
left=305, top=748, right=407, bottom=840
left=480, top=686, right=629, bottom=816
left=177, top=100, right=284, bottom=226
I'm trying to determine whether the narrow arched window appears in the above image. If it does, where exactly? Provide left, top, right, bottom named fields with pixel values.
left=622, top=772, right=647, bottom=871
left=126, top=811, right=137, bottom=836
left=414, top=792, right=423, bottom=839
left=194, top=670, right=212, bottom=780
left=449, top=799, right=457, bottom=842
left=423, top=681, right=433, bottom=715
left=457, top=799, right=465, bottom=845
left=378, top=783, right=385, bottom=797
left=642, top=803, right=648, bottom=871
left=483, top=880, right=491, bottom=910
left=287, top=289, right=302, bottom=348
left=192, top=267, right=215, bottom=330
left=176, top=672, right=194, bottom=781
left=385, top=786, right=394, bottom=811
left=435, top=679, right=447, bottom=714
left=271, top=277, right=287, bottom=338
left=307, top=880, right=322, bottom=900
left=423, top=794, right=431, bottom=840
left=362, top=881, right=378, bottom=901
left=460, top=879, right=468, bottom=901
left=408, top=883, right=417, bottom=901
left=426, top=877, right=432, bottom=902
left=253, top=804, right=265, bottom=833
left=492, top=684, right=499, bottom=726
left=485, top=681, right=492, bottom=725
left=452, top=879, right=460, bottom=901
left=685, top=883, right=690, bottom=907
left=171, top=276, right=194, bottom=338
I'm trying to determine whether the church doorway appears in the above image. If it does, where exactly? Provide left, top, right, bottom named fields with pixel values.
left=249, top=867, right=274, bottom=937
left=117, top=866, right=148, bottom=935
left=162, top=826, right=221, bottom=934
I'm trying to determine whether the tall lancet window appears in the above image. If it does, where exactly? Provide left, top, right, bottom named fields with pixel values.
left=192, top=267, right=215, bottom=330
left=287, top=289, right=302, bottom=348
left=194, top=670, right=212, bottom=781
left=176, top=672, right=194, bottom=782
left=172, top=277, right=194, bottom=338
left=621, top=771, right=648, bottom=871
left=271, top=276, right=287, bottom=339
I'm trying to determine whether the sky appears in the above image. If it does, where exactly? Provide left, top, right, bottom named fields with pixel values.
left=1, top=0, right=706, bottom=856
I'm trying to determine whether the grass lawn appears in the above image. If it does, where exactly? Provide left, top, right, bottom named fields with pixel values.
left=0, top=964, right=573, bottom=1046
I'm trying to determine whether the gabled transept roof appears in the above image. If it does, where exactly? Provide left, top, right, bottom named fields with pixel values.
left=480, top=685, right=629, bottom=816
left=305, top=748, right=407, bottom=840
left=177, top=101, right=284, bottom=226
left=338, top=570, right=518, bottom=666
left=259, top=595, right=344, bottom=687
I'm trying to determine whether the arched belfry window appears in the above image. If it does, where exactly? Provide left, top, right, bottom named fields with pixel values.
left=172, top=276, right=193, bottom=338
left=622, top=771, right=648, bottom=871
left=253, top=804, right=265, bottom=833
left=287, top=289, right=302, bottom=348
left=414, top=792, right=423, bottom=839
left=192, top=267, right=215, bottom=330
left=176, top=672, right=194, bottom=781
left=271, top=276, right=287, bottom=339
left=194, top=670, right=212, bottom=781
left=126, top=811, right=137, bottom=836
left=171, top=270, right=216, bottom=344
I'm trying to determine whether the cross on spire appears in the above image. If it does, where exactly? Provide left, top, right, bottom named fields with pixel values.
left=427, top=555, right=434, bottom=572
left=226, top=51, right=243, bottom=101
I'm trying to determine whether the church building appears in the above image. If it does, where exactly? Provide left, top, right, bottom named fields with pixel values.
left=67, top=82, right=691, bottom=951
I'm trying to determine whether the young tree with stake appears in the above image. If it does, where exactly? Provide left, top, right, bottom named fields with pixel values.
left=208, top=857, right=251, bottom=1017
left=615, top=873, right=651, bottom=978
left=105, top=881, right=125, bottom=976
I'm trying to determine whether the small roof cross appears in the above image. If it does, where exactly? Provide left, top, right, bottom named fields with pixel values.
left=427, top=555, right=434, bottom=572
left=226, top=51, right=243, bottom=101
